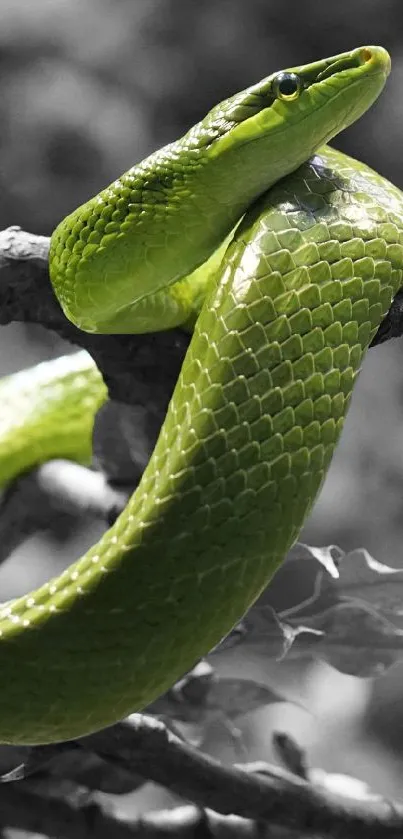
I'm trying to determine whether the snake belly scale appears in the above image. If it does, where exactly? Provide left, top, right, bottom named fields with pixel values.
left=0, top=47, right=399, bottom=744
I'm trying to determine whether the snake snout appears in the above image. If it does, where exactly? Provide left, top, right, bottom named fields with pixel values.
left=357, top=45, right=391, bottom=76
left=314, top=45, right=391, bottom=85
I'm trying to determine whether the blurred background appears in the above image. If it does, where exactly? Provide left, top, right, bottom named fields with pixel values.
left=1, top=0, right=403, bottom=818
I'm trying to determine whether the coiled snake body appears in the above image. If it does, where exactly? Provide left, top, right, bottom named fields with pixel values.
left=0, top=46, right=400, bottom=744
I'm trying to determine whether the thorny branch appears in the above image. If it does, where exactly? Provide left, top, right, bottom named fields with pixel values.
left=1, top=225, right=403, bottom=838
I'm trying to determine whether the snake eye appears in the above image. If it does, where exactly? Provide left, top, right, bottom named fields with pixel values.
left=272, top=72, right=302, bottom=101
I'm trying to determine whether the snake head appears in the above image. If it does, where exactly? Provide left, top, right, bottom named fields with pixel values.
left=204, top=46, right=390, bottom=184
left=49, top=46, right=391, bottom=335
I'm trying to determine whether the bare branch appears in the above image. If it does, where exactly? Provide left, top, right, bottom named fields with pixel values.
left=131, top=805, right=281, bottom=837
left=35, top=460, right=128, bottom=521
left=8, top=715, right=403, bottom=838
left=0, top=781, right=137, bottom=839
left=0, top=225, right=190, bottom=407
left=74, top=715, right=403, bottom=838
left=0, top=460, right=128, bottom=565
left=0, top=784, right=283, bottom=839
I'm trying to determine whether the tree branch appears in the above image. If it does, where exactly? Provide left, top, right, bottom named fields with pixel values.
left=0, top=226, right=190, bottom=406
left=0, top=460, right=128, bottom=565
left=0, top=224, right=191, bottom=484
left=78, top=716, right=403, bottom=838
left=0, top=784, right=281, bottom=839
left=0, top=781, right=136, bottom=839
left=6, top=715, right=403, bottom=838
left=0, top=225, right=401, bottom=360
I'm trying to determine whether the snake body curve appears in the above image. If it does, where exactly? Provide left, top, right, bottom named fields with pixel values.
left=0, top=47, right=399, bottom=745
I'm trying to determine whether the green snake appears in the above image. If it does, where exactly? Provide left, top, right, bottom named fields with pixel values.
left=0, top=45, right=399, bottom=745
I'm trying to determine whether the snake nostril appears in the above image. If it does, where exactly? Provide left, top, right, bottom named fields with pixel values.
left=359, top=48, right=373, bottom=64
